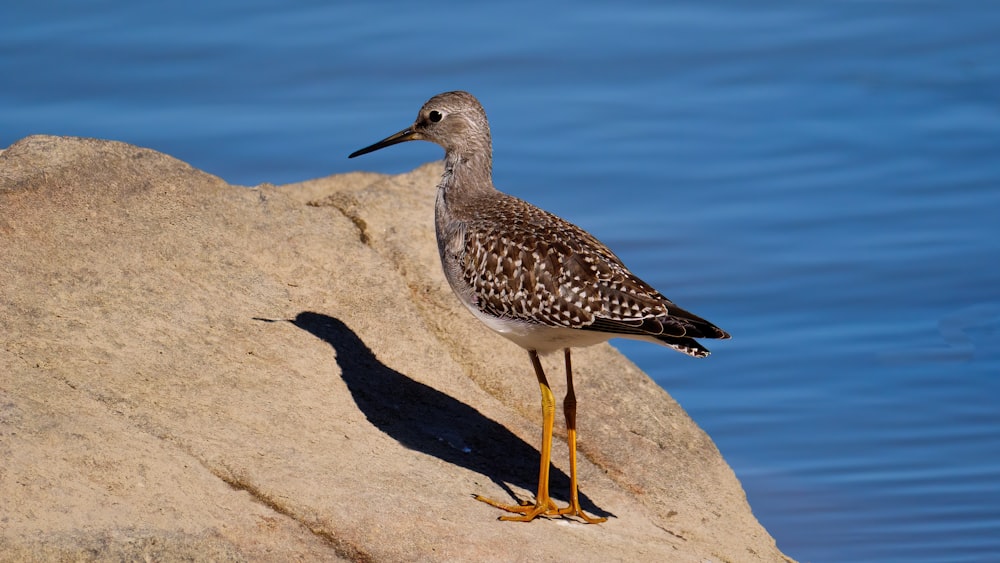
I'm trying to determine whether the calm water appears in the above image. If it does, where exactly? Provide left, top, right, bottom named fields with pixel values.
left=4, top=2, right=999, bottom=560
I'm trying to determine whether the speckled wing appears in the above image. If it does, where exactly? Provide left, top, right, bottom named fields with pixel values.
left=460, top=194, right=729, bottom=356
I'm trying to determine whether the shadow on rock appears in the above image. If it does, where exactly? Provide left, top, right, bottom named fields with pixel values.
left=274, top=311, right=609, bottom=519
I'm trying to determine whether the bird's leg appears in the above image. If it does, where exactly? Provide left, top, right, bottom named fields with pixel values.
left=474, top=349, right=560, bottom=521
left=555, top=348, right=608, bottom=523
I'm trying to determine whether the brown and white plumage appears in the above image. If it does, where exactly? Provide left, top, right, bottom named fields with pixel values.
left=349, top=91, right=729, bottom=523
left=451, top=189, right=729, bottom=357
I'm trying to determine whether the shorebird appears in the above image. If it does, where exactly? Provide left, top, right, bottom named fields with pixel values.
left=348, top=91, right=729, bottom=523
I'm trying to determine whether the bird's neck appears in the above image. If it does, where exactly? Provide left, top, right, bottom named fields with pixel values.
left=440, top=150, right=495, bottom=200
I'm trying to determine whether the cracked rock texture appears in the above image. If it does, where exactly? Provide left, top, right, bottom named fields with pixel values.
left=1, top=136, right=791, bottom=562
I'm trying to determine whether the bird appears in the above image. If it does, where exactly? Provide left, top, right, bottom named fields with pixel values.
left=348, top=91, right=729, bottom=523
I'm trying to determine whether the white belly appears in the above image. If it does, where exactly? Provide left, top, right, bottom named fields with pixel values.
left=462, top=298, right=616, bottom=354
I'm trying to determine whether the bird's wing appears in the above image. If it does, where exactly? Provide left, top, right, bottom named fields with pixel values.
left=460, top=195, right=729, bottom=343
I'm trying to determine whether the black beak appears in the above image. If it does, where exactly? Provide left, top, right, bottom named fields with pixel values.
left=348, top=127, right=422, bottom=158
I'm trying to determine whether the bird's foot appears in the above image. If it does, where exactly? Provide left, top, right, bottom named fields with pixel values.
left=473, top=494, right=605, bottom=523
left=474, top=493, right=559, bottom=522
left=554, top=499, right=607, bottom=524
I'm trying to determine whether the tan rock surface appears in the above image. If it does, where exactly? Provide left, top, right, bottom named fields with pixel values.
left=1, top=136, right=791, bottom=562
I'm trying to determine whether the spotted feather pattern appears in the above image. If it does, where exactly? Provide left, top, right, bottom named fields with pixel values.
left=457, top=192, right=729, bottom=357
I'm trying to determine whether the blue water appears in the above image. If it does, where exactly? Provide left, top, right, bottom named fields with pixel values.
left=4, top=2, right=999, bottom=560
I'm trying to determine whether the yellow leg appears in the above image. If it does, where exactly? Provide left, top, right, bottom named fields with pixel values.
left=556, top=348, right=607, bottom=523
left=474, top=350, right=560, bottom=521
left=475, top=349, right=606, bottom=523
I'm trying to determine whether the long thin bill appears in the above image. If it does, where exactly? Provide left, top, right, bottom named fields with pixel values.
left=348, top=128, right=420, bottom=158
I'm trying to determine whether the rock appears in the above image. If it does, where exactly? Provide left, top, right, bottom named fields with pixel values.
left=0, top=136, right=791, bottom=562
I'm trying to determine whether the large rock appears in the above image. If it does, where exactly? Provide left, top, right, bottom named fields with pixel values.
left=0, top=136, right=791, bottom=562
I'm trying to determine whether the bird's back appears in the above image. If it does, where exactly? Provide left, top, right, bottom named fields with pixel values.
left=445, top=190, right=729, bottom=357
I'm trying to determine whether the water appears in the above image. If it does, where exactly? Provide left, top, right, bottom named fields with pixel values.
left=4, top=2, right=999, bottom=560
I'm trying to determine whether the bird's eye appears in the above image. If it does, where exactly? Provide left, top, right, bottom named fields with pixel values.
left=428, top=110, right=443, bottom=123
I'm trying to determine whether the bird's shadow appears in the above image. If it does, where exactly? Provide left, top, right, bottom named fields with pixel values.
left=262, top=311, right=608, bottom=519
